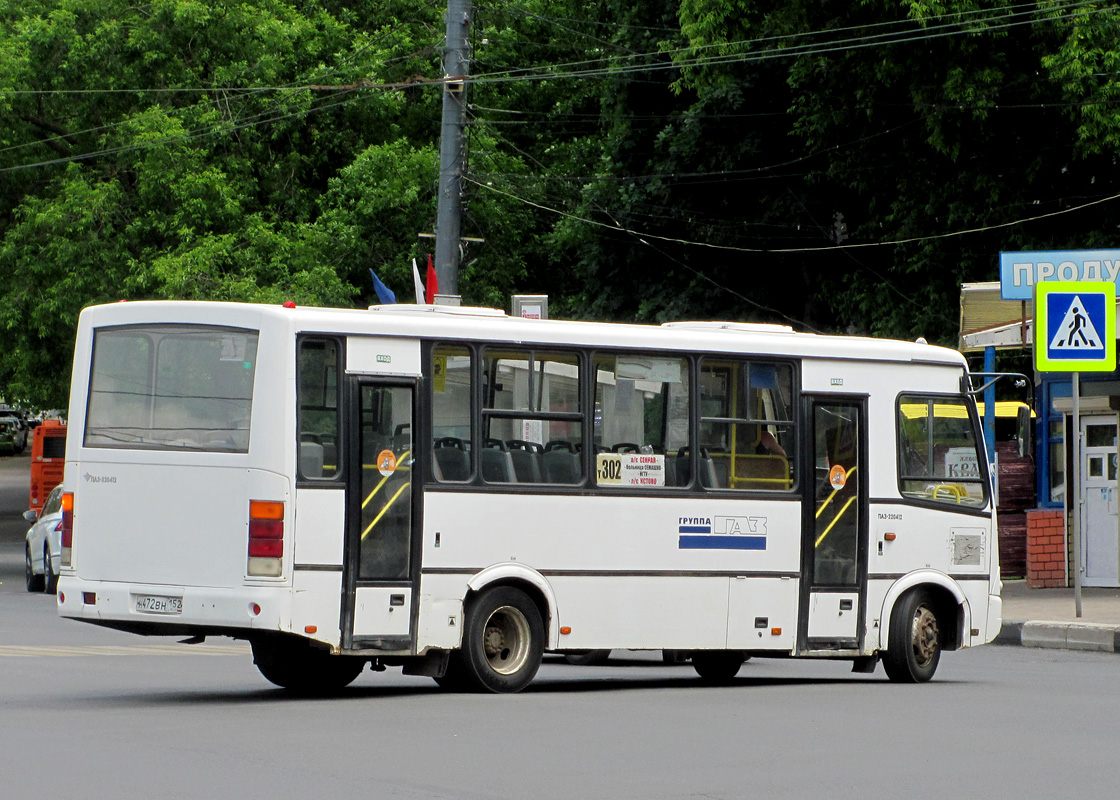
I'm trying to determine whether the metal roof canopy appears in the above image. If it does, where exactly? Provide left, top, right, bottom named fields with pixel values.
left=959, top=281, right=1032, bottom=352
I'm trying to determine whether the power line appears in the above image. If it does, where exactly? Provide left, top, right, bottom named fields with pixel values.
left=0, top=88, right=370, bottom=174
left=463, top=173, right=1120, bottom=254
left=463, top=2, right=1107, bottom=87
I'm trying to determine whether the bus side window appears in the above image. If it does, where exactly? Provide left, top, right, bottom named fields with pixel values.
left=298, top=338, right=340, bottom=480
left=432, top=345, right=473, bottom=483
left=482, top=348, right=583, bottom=485
left=897, top=395, right=987, bottom=507
left=699, top=359, right=795, bottom=492
left=592, top=354, right=689, bottom=489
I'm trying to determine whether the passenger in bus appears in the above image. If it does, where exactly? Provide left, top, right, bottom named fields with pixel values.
left=757, top=429, right=786, bottom=458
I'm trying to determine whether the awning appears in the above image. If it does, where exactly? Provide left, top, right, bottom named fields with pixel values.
left=959, top=282, right=1031, bottom=352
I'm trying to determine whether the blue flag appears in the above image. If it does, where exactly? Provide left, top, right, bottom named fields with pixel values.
left=369, top=268, right=396, bottom=304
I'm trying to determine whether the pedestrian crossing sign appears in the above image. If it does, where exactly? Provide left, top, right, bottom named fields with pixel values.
left=1035, top=281, right=1116, bottom=372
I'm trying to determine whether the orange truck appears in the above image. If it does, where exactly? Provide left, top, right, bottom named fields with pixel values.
left=29, top=419, right=67, bottom=513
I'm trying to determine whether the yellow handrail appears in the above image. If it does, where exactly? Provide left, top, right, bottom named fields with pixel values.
left=814, top=466, right=857, bottom=519
left=815, top=496, right=857, bottom=548
left=361, top=450, right=411, bottom=510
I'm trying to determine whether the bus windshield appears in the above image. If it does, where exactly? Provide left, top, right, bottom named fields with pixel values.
left=84, top=324, right=258, bottom=452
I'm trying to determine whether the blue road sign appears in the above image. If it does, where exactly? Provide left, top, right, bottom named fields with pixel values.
left=1035, top=281, right=1116, bottom=372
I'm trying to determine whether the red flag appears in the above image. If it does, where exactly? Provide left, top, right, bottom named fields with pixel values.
left=426, top=254, right=438, bottom=304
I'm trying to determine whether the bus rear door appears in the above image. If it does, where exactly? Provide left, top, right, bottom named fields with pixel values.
left=341, top=379, right=419, bottom=651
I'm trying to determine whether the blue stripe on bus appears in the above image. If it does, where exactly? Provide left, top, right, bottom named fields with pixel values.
left=678, top=526, right=711, bottom=534
left=678, top=535, right=767, bottom=551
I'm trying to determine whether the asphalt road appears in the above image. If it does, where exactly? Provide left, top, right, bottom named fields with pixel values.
left=2, top=453, right=1119, bottom=799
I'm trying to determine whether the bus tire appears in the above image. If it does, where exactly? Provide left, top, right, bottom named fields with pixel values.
left=43, top=545, right=58, bottom=594
left=251, top=636, right=366, bottom=694
left=883, top=588, right=941, bottom=683
left=459, top=586, right=544, bottom=693
left=25, top=545, right=44, bottom=592
left=692, top=651, right=745, bottom=684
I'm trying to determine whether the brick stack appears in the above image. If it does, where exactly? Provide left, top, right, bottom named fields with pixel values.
left=995, top=441, right=1035, bottom=577
left=1025, top=508, right=1067, bottom=588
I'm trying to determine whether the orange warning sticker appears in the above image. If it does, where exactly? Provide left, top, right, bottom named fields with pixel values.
left=377, top=449, right=398, bottom=477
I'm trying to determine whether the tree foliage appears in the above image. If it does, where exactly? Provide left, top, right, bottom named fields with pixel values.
left=3, top=1, right=1120, bottom=405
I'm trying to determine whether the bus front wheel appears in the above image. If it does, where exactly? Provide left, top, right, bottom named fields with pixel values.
left=251, top=636, right=366, bottom=694
left=883, top=589, right=942, bottom=683
left=459, top=586, right=544, bottom=693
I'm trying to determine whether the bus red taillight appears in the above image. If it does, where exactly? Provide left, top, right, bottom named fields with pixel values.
left=61, top=492, right=74, bottom=566
left=247, top=500, right=284, bottom=577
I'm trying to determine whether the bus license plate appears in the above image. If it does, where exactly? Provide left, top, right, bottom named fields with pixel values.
left=134, top=595, right=183, bottom=615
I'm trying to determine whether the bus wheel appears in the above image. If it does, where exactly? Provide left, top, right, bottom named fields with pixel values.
left=460, top=586, right=544, bottom=693
left=25, top=545, right=45, bottom=592
left=251, top=636, right=366, bottom=694
left=43, top=545, right=58, bottom=594
left=883, top=589, right=941, bottom=683
left=692, top=651, right=744, bottom=684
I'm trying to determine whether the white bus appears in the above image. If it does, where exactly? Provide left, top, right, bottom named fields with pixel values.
left=57, top=300, right=1002, bottom=692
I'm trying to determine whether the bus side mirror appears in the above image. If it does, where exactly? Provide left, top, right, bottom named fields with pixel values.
left=1016, top=405, right=1033, bottom=459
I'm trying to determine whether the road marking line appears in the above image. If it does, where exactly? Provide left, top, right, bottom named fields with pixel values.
left=0, top=643, right=251, bottom=658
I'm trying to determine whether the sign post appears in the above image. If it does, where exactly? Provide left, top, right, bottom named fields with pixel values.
left=1035, top=281, right=1117, bottom=617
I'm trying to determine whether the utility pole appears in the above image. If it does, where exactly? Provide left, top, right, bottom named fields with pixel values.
left=434, top=0, right=471, bottom=296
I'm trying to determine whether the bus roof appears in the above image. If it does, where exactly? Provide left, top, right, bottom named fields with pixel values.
left=78, top=300, right=967, bottom=369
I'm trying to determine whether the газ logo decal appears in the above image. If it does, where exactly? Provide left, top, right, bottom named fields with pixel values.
left=678, top=515, right=766, bottom=550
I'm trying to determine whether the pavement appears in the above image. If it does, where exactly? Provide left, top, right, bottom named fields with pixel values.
left=998, top=578, right=1120, bottom=653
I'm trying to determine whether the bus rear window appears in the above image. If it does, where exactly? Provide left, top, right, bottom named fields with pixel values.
left=85, top=325, right=258, bottom=453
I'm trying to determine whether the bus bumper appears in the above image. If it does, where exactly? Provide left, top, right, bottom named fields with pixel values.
left=56, top=576, right=290, bottom=635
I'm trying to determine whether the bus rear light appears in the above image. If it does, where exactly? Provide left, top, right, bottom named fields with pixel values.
left=248, top=500, right=284, bottom=577
left=61, top=492, right=74, bottom=566
left=248, top=537, right=283, bottom=558
left=82, top=592, right=96, bottom=605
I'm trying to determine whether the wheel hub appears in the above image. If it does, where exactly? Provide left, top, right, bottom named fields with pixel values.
left=911, top=606, right=939, bottom=666
left=482, top=606, right=529, bottom=675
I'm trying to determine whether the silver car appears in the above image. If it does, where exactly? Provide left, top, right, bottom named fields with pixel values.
left=0, top=412, right=28, bottom=454
left=24, top=485, right=63, bottom=593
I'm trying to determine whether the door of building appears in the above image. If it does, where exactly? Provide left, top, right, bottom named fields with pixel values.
left=1081, top=416, right=1119, bottom=587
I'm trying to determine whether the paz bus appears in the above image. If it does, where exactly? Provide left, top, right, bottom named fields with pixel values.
left=57, top=300, right=1002, bottom=692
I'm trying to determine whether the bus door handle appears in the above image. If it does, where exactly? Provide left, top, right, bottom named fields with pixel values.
left=839, top=599, right=853, bottom=611
left=390, top=594, right=405, bottom=607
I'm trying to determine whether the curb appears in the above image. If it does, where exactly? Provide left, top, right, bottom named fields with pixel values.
left=996, top=620, right=1120, bottom=653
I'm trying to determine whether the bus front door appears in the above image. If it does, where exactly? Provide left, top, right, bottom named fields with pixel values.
left=342, top=380, right=418, bottom=651
left=799, top=398, right=868, bottom=651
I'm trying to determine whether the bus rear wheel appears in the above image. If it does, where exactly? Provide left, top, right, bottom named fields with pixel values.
left=692, top=651, right=745, bottom=684
left=251, top=636, right=366, bottom=694
left=458, top=586, right=544, bottom=693
left=883, top=589, right=942, bottom=683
